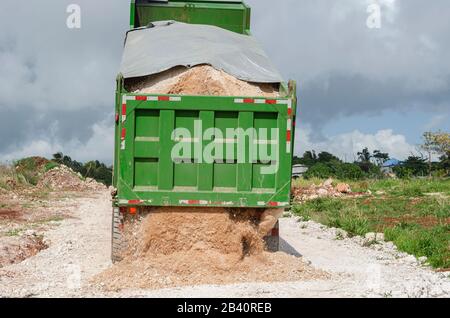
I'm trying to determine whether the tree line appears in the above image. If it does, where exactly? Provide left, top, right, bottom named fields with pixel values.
left=294, top=131, right=449, bottom=180
left=52, top=152, right=113, bottom=186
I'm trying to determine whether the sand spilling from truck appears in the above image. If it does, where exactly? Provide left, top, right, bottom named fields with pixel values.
left=94, top=208, right=328, bottom=291
left=91, top=65, right=320, bottom=291
left=125, top=65, right=280, bottom=97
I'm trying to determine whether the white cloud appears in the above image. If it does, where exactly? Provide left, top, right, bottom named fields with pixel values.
left=0, top=121, right=114, bottom=164
left=295, top=127, right=417, bottom=161
left=0, top=0, right=449, bottom=164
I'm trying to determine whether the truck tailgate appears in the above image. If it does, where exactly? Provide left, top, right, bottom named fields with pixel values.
left=115, top=94, right=295, bottom=208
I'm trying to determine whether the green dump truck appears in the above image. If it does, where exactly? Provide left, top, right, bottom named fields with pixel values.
left=111, top=0, right=297, bottom=261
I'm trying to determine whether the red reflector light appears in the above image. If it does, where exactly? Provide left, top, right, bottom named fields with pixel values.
left=119, top=207, right=127, bottom=214
left=129, top=207, right=137, bottom=215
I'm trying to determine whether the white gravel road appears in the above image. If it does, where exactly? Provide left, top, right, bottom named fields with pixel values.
left=0, top=190, right=448, bottom=298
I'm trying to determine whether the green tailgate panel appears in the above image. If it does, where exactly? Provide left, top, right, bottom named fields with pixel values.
left=132, top=0, right=251, bottom=34
left=116, top=94, right=296, bottom=208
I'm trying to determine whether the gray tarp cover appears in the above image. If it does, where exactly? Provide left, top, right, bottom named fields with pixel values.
left=119, top=21, right=284, bottom=83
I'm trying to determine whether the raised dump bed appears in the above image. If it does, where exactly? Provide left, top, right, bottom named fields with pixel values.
left=114, top=79, right=296, bottom=208
left=130, top=0, right=251, bottom=34
left=111, top=2, right=297, bottom=261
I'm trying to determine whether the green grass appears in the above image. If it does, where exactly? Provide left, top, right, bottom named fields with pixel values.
left=44, top=161, right=59, bottom=172
left=372, top=179, right=448, bottom=196
left=292, top=178, right=450, bottom=269
left=291, top=177, right=325, bottom=188
left=385, top=224, right=449, bottom=268
left=35, top=216, right=66, bottom=224
left=5, top=229, right=22, bottom=237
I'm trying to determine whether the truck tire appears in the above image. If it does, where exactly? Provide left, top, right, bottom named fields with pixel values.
left=264, top=220, right=280, bottom=252
left=111, top=207, right=125, bottom=263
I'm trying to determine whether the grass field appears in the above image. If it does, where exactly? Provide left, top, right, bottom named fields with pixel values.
left=292, top=178, right=450, bottom=269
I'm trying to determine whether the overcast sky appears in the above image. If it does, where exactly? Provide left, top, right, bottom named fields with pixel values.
left=0, top=0, right=449, bottom=163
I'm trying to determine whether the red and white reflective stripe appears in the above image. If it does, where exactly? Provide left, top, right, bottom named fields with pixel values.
left=258, top=201, right=289, bottom=207
left=118, top=199, right=151, bottom=205
left=179, top=200, right=209, bottom=205
left=286, top=99, right=293, bottom=154
left=286, top=120, right=292, bottom=154
left=234, top=98, right=279, bottom=105
left=122, top=104, right=127, bottom=123
left=121, top=96, right=127, bottom=122
left=268, top=201, right=289, bottom=207
left=275, top=99, right=293, bottom=115
left=120, top=127, right=126, bottom=150
left=128, top=200, right=143, bottom=205
left=127, top=95, right=182, bottom=102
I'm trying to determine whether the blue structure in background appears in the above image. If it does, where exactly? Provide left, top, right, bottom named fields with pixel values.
left=381, top=159, right=402, bottom=174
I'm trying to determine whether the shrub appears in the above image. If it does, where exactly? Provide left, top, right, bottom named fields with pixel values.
left=44, top=161, right=59, bottom=172
left=393, top=166, right=414, bottom=179
left=304, top=162, right=365, bottom=180
left=304, top=163, right=333, bottom=179
left=334, top=163, right=364, bottom=180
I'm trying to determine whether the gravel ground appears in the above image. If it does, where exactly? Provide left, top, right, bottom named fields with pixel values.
left=0, top=190, right=448, bottom=298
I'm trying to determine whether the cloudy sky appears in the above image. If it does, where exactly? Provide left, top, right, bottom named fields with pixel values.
left=0, top=0, right=449, bottom=163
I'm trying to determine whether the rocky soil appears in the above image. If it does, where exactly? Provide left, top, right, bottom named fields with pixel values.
left=0, top=189, right=448, bottom=298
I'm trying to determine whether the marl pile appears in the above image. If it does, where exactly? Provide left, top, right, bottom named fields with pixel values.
left=94, top=208, right=328, bottom=291
left=125, top=65, right=280, bottom=97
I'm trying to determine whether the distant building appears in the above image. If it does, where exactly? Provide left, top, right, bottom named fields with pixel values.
left=292, top=164, right=308, bottom=179
left=381, top=159, right=401, bottom=174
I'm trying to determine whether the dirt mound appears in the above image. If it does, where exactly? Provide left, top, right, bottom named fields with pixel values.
left=94, top=208, right=328, bottom=291
left=126, top=65, right=280, bottom=97
left=37, top=165, right=105, bottom=191
left=292, top=179, right=367, bottom=202
left=125, top=208, right=264, bottom=258
left=15, top=156, right=50, bottom=172
left=0, top=233, right=47, bottom=268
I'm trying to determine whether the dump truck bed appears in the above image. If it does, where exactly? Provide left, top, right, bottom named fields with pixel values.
left=130, top=0, right=251, bottom=34
left=113, top=79, right=296, bottom=208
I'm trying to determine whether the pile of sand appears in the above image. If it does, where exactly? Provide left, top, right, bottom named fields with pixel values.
left=292, top=178, right=367, bottom=203
left=93, top=64, right=324, bottom=291
left=125, top=65, right=280, bottom=97
left=93, top=208, right=328, bottom=291
left=37, top=165, right=105, bottom=192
